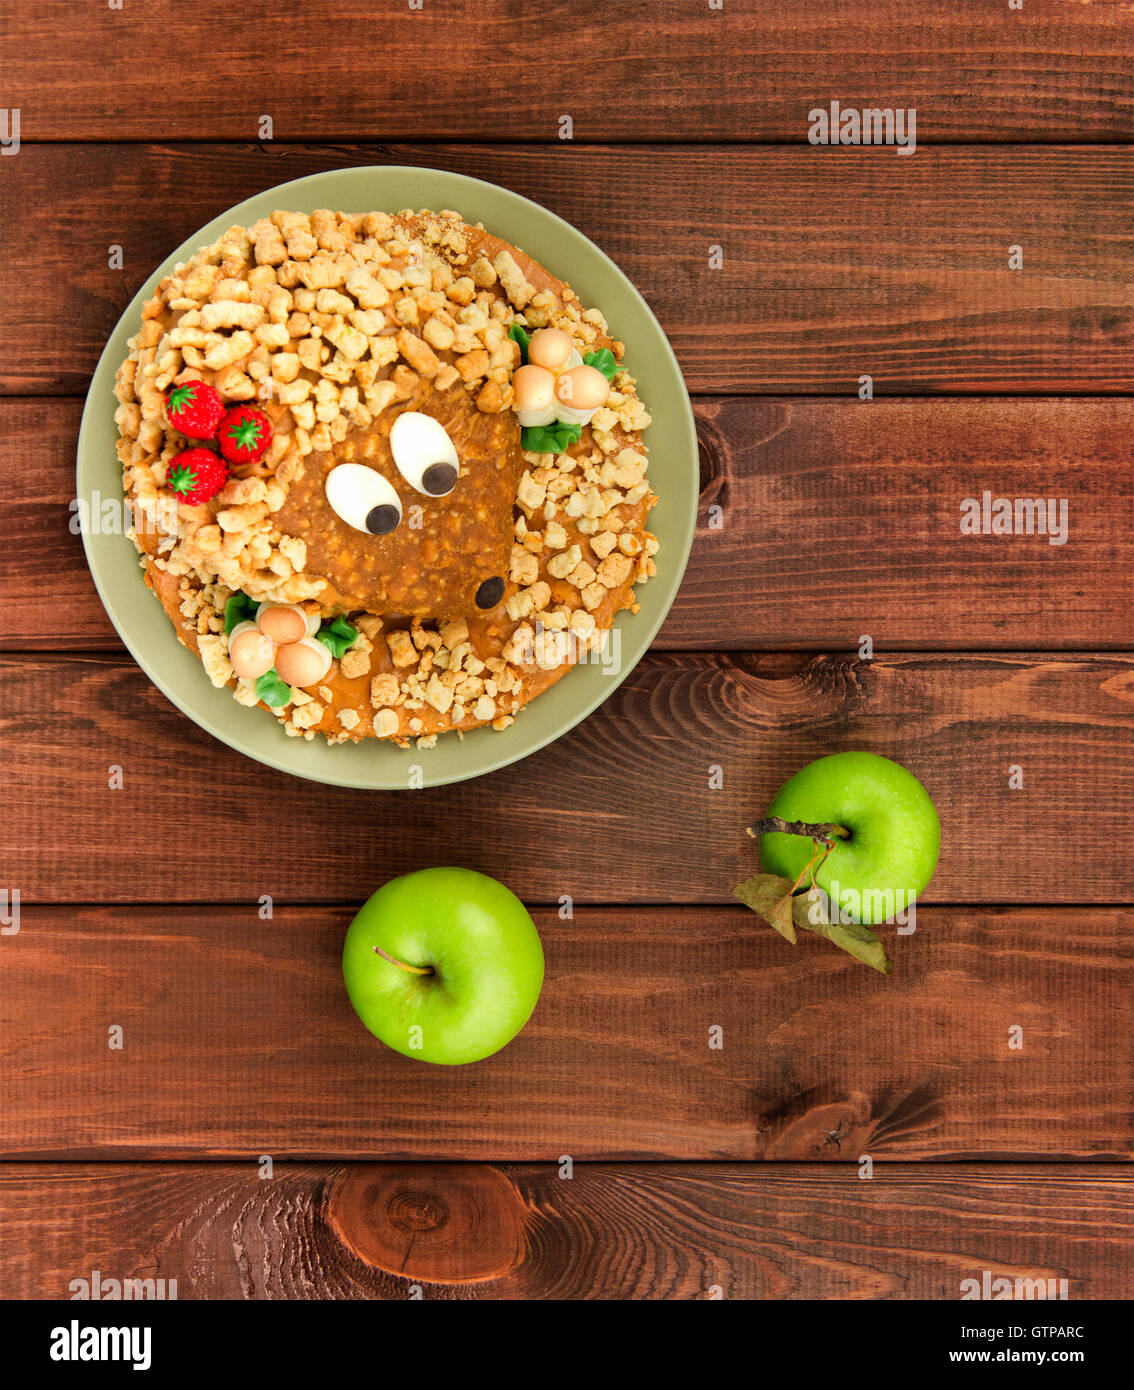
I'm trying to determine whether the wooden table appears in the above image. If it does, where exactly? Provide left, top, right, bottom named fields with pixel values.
left=1, top=1, right=1131, bottom=1300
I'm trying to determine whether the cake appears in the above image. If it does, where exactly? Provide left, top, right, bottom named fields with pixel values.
left=114, top=207, right=657, bottom=748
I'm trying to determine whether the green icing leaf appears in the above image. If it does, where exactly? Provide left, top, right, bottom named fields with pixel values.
left=167, top=383, right=195, bottom=412
left=316, top=616, right=358, bottom=659
left=521, top=420, right=583, bottom=454
left=224, top=592, right=258, bottom=635
left=508, top=322, right=530, bottom=362
left=255, top=669, right=292, bottom=708
left=583, top=348, right=621, bottom=382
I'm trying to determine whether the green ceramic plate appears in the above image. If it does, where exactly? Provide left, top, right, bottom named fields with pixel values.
left=78, top=165, right=697, bottom=788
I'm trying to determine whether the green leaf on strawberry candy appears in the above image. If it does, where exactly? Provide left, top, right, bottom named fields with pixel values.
left=508, top=322, right=530, bottom=362
left=255, top=669, right=292, bottom=708
left=733, top=872, right=797, bottom=944
left=316, top=616, right=358, bottom=659
left=226, top=416, right=264, bottom=449
left=166, top=383, right=196, bottom=413
left=165, top=464, right=195, bottom=495
left=583, top=348, right=621, bottom=382
left=224, top=592, right=258, bottom=635
left=521, top=420, right=583, bottom=453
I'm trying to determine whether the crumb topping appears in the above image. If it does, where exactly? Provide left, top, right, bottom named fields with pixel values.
left=117, top=208, right=658, bottom=747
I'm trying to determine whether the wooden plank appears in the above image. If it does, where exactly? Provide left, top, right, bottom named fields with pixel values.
left=3, top=144, right=1131, bottom=395
left=1, top=1162, right=1129, bottom=1298
left=4, top=396, right=1131, bottom=653
left=675, top=396, right=1134, bottom=651
left=0, top=400, right=117, bottom=649
left=0, top=905, right=1128, bottom=1161
left=1, top=653, right=1129, bottom=906
left=6, top=0, right=1130, bottom=144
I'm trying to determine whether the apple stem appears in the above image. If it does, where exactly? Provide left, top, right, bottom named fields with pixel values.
left=747, top=817, right=850, bottom=848
left=372, top=945, right=434, bottom=976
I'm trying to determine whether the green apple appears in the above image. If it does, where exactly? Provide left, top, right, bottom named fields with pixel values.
left=342, top=867, right=544, bottom=1065
left=758, top=752, right=940, bottom=925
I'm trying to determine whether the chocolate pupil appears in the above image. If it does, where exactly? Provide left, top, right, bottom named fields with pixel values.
left=421, top=462, right=458, bottom=496
left=475, top=577, right=505, bottom=610
left=365, top=503, right=400, bottom=536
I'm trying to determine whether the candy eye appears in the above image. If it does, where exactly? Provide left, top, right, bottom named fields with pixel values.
left=390, top=411, right=459, bottom=497
left=325, top=463, right=403, bottom=535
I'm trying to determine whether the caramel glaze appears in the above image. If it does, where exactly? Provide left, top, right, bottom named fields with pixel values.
left=272, top=378, right=523, bottom=621
left=144, top=485, right=650, bottom=743
left=136, top=213, right=655, bottom=745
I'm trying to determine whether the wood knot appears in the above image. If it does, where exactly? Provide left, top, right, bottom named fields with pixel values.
left=760, top=1089, right=876, bottom=1159
left=385, top=1189, right=449, bottom=1235
left=696, top=417, right=728, bottom=514
left=325, top=1163, right=528, bottom=1285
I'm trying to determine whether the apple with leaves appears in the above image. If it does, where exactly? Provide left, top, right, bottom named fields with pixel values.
left=735, top=752, right=940, bottom=974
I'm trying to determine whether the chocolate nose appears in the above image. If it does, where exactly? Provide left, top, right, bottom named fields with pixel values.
left=475, top=577, right=505, bottom=609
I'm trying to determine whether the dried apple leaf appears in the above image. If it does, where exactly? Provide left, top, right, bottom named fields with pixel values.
left=735, top=873, right=893, bottom=975
left=793, top=887, right=892, bottom=975
left=826, top=921, right=893, bottom=976
left=733, top=872, right=797, bottom=944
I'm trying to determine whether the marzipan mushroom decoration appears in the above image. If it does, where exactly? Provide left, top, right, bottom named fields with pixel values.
left=511, top=327, right=611, bottom=429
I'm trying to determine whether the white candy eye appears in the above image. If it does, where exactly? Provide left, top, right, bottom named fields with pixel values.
left=390, top=411, right=459, bottom=497
left=325, top=464, right=403, bottom=536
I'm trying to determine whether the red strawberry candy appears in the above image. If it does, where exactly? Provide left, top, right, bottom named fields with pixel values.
left=218, top=405, right=273, bottom=465
left=165, top=380, right=225, bottom=439
left=165, top=448, right=228, bottom=507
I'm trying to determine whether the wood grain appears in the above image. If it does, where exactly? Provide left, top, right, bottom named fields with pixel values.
left=2, top=653, right=1129, bottom=906
left=3, top=0, right=1129, bottom=1298
left=3, top=144, right=1131, bottom=395
left=6, top=0, right=1130, bottom=144
left=1, top=905, right=1128, bottom=1160
left=2, top=1162, right=1130, bottom=1298
left=5, top=396, right=1131, bottom=652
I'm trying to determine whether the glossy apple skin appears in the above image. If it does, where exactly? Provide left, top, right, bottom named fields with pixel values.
left=759, top=752, right=940, bottom=924
left=342, top=867, right=544, bottom=1065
